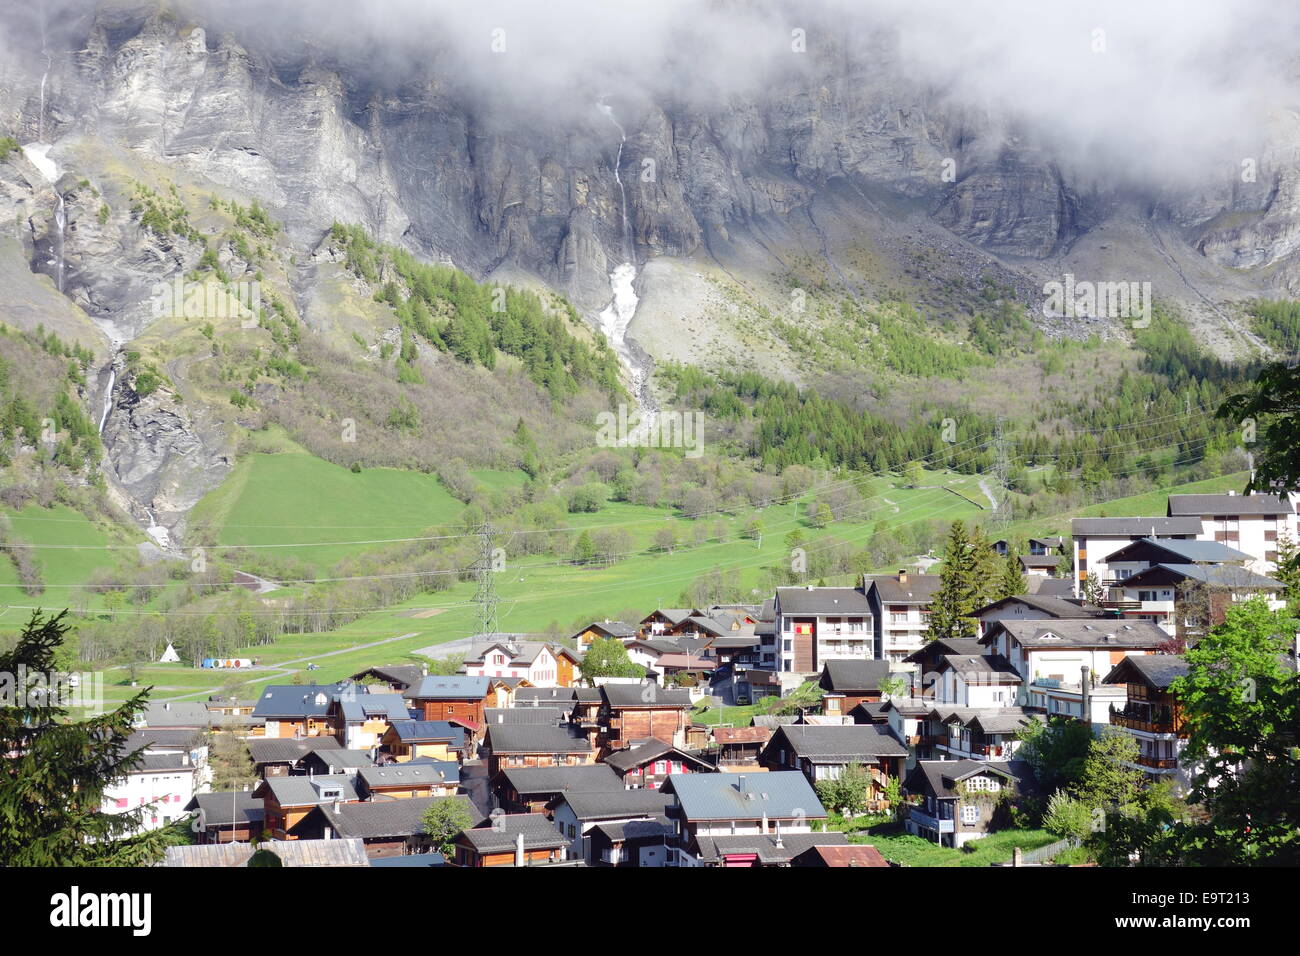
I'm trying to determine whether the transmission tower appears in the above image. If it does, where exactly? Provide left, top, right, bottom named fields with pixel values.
left=472, top=522, right=500, bottom=639
left=992, top=417, right=1011, bottom=528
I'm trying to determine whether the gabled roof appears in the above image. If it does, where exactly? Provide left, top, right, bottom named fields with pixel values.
left=819, top=659, right=892, bottom=693
left=139, top=701, right=212, bottom=728
left=550, top=788, right=673, bottom=821
left=337, top=691, right=410, bottom=723
left=499, top=764, right=623, bottom=795
left=291, top=796, right=445, bottom=840
left=797, top=843, right=889, bottom=867
left=766, top=724, right=908, bottom=762
left=252, top=683, right=350, bottom=719
left=986, top=619, right=1169, bottom=649
left=1167, top=492, right=1293, bottom=516
left=1104, top=537, right=1252, bottom=565
left=936, top=653, right=1022, bottom=683
left=301, top=747, right=375, bottom=771
left=775, top=586, right=872, bottom=615
left=863, top=573, right=943, bottom=604
left=712, top=726, right=772, bottom=745
left=465, top=641, right=581, bottom=666
left=903, top=637, right=984, bottom=665
left=695, top=831, right=847, bottom=865
left=589, top=818, right=674, bottom=843
left=162, top=838, right=370, bottom=867
left=184, top=790, right=265, bottom=828
left=662, top=771, right=827, bottom=821
left=577, top=620, right=638, bottom=638
left=485, top=724, right=593, bottom=755
left=457, top=814, right=566, bottom=854
left=1071, top=516, right=1201, bottom=537
left=359, top=762, right=457, bottom=790
left=600, top=683, right=692, bottom=708
left=388, top=720, right=466, bottom=745
left=349, top=664, right=426, bottom=689
left=250, top=736, right=340, bottom=765
left=515, top=687, right=578, bottom=705
left=255, top=774, right=361, bottom=808
left=903, top=759, right=1039, bottom=800
left=641, top=609, right=694, bottom=626
left=1117, top=564, right=1282, bottom=591
left=603, top=737, right=713, bottom=773
left=484, top=707, right=565, bottom=726
left=410, top=675, right=491, bottom=700
left=1101, top=654, right=1190, bottom=690
left=974, top=594, right=1106, bottom=620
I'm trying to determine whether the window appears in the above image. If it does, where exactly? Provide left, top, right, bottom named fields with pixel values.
left=961, top=805, right=979, bottom=824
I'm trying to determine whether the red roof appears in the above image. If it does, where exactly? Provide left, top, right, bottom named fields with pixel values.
left=809, top=844, right=889, bottom=867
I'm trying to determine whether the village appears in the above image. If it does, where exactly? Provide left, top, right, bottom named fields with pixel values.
left=120, top=490, right=1299, bottom=868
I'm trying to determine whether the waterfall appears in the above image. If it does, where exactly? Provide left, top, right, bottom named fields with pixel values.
left=98, top=364, right=116, bottom=435
left=25, top=1, right=65, bottom=294
left=146, top=509, right=172, bottom=551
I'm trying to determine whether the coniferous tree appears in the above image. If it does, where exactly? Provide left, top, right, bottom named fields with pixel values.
left=925, top=521, right=988, bottom=642
left=0, top=610, right=172, bottom=866
left=999, top=549, right=1028, bottom=599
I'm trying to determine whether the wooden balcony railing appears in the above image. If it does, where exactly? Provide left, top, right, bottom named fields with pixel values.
left=1136, top=755, right=1179, bottom=770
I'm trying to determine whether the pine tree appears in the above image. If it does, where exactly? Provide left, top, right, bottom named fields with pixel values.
left=925, top=521, right=985, bottom=642
left=0, top=610, right=172, bottom=865
left=999, top=549, right=1028, bottom=599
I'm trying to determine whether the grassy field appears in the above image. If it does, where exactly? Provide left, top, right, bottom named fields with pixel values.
left=842, top=822, right=1060, bottom=866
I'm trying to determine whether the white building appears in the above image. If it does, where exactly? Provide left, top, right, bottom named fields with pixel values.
left=771, top=585, right=875, bottom=680
left=462, top=640, right=581, bottom=687
left=863, top=571, right=943, bottom=667
left=1071, top=516, right=1202, bottom=593
left=103, top=753, right=198, bottom=832
left=1166, top=491, right=1300, bottom=575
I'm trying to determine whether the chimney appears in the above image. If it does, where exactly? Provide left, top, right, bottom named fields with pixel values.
left=1012, top=846, right=1023, bottom=867
left=761, top=812, right=769, bottom=835
left=736, top=774, right=747, bottom=793
left=1081, top=665, right=1092, bottom=722
left=898, top=569, right=908, bottom=584
left=332, top=798, right=341, bottom=813
left=515, top=831, right=526, bottom=867
left=774, top=819, right=783, bottom=849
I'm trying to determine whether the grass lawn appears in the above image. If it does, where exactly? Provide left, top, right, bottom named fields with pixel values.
left=845, top=822, right=1059, bottom=866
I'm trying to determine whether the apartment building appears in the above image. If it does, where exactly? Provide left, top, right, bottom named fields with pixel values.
left=770, top=585, right=875, bottom=679
left=864, top=571, right=943, bottom=667
left=1166, top=491, right=1300, bottom=574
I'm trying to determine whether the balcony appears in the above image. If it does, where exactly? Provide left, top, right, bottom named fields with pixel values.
left=1136, top=755, right=1179, bottom=770
left=908, top=808, right=954, bottom=834
left=1110, top=705, right=1182, bottom=736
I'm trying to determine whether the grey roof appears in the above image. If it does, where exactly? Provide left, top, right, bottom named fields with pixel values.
left=938, top=653, right=1022, bottom=682
left=603, top=737, right=710, bottom=772
left=766, top=724, right=908, bottom=762
left=1105, top=537, right=1252, bottom=565
left=250, top=736, right=340, bottom=765
left=131, top=753, right=192, bottom=772
left=600, top=683, right=692, bottom=708
left=1071, top=516, right=1201, bottom=537
left=695, top=831, right=848, bottom=865
left=1102, top=654, right=1190, bottom=690
left=579, top=620, right=638, bottom=638
left=389, top=720, right=466, bottom=744
left=499, top=764, right=623, bottom=795
left=820, top=659, right=892, bottom=693
left=302, top=747, right=375, bottom=771
left=1020, top=555, right=1063, bottom=568
left=663, top=771, right=827, bottom=821
left=140, top=701, right=212, bottom=727
left=514, top=687, right=578, bottom=704
left=253, top=683, right=349, bottom=719
left=184, top=791, right=264, bottom=829
left=1167, top=492, right=1293, bottom=516
left=1118, top=564, right=1282, bottom=590
left=410, top=675, right=491, bottom=700
left=350, top=664, right=426, bottom=689
left=642, top=609, right=694, bottom=626
left=484, top=707, right=565, bottom=726
left=465, top=641, right=580, bottom=665
left=457, top=814, right=567, bottom=854
left=293, top=795, right=444, bottom=839
left=750, top=715, right=799, bottom=729
left=776, top=586, right=872, bottom=615
left=256, top=774, right=361, bottom=808
left=929, top=707, right=1041, bottom=735
left=359, top=763, right=456, bottom=789
left=126, top=728, right=205, bottom=751
left=338, top=691, right=410, bottom=723
left=162, top=838, right=370, bottom=867
left=902, top=637, right=984, bottom=665
left=1028, top=577, right=1076, bottom=598
left=903, top=759, right=1039, bottom=800
left=589, top=818, right=674, bottom=843
left=370, top=852, right=447, bottom=867
left=864, top=573, right=943, bottom=604
left=989, top=619, right=1170, bottom=649
left=975, top=595, right=1106, bottom=619
left=485, top=724, right=593, bottom=755
left=551, top=788, right=673, bottom=821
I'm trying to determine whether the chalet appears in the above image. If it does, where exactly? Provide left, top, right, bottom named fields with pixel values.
left=864, top=571, right=944, bottom=666
left=929, top=653, right=1022, bottom=707
left=1019, top=554, right=1063, bottom=578
left=881, top=696, right=931, bottom=762
left=288, top=796, right=442, bottom=858
left=711, top=726, right=772, bottom=769
left=253, top=774, right=362, bottom=839
left=639, top=609, right=695, bottom=637
left=453, top=814, right=569, bottom=867
left=494, top=763, right=624, bottom=814
left=573, top=620, right=638, bottom=652
left=664, top=613, right=729, bottom=641
left=760, top=725, right=907, bottom=809
left=903, top=759, right=1039, bottom=848
left=184, top=790, right=264, bottom=844
left=484, top=706, right=565, bottom=726
left=710, top=634, right=764, bottom=670
left=570, top=687, right=606, bottom=741
left=1108, top=562, right=1283, bottom=636
left=332, top=690, right=411, bottom=750
left=818, top=659, right=893, bottom=716
left=485, top=677, right=528, bottom=708
left=974, top=594, right=1110, bottom=640
left=646, top=652, right=714, bottom=687
left=792, top=844, right=889, bottom=867
left=359, top=762, right=458, bottom=798
left=1167, top=490, right=1300, bottom=573
left=547, top=789, right=673, bottom=863
left=597, top=683, right=693, bottom=752
left=981, top=618, right=1169, bottom=723
left=771, top=585, right=874, bottom=679
left=484, top=724, right=595, bottom=777
left=903, top=637, right=984, bottom=698
left=1070, top=516, right=1202, bottom=591
left=514, top=686, right=578, bottom=716
left=927, top=707, right=1039, bottom=760
left=409, top=676, right=491, bottom=732
left=379, top=720, right=466, bottom=763
left=1102, top=654, right=1193, bottom=789
left=603, top=737, right=716, bottom=789
left=252, top=683, right=350, bottom=739
left=1030, top=536, right=1066, bottom=555
left=349, top=664, right=427, bottom=695
left=587, top=819, right=675, bottom=867
left=663, top=771, right=831, bottom=867
left=250, top=736, right=341, bottom=778
left=462, top=640, right=581, bottom=687
left=299, top=747, right=374, bottom=778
